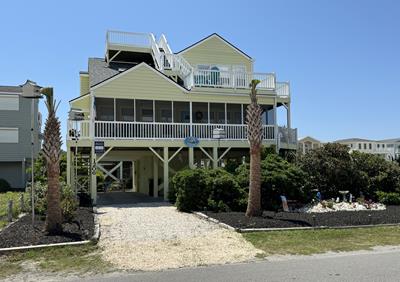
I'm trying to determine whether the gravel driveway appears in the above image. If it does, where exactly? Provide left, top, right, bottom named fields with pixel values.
left=97, top=202, right=260, bottom=271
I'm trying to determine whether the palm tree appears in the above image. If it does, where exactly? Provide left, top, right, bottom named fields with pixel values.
left=41, top=87, right=63, bottom=234
left=245, top=80, right=263, bottom=217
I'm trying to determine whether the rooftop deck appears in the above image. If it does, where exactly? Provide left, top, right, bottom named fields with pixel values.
left=105, top=30, right=291, bottom=96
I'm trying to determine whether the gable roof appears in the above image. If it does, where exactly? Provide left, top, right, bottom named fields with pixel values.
left=334, top=138, right=373, bottom=143
left=88, top=58, right=137, bottom=87
left=91, top=62, right=189, bottom=93
left=298, top=136, right=321, bottom=143
left=176, top=33, right=252, bottom=60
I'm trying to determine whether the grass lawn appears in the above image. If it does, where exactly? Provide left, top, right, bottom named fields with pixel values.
left=243, top=226, right=400, bottom=257
left=0, top=243, right=112, bottom=279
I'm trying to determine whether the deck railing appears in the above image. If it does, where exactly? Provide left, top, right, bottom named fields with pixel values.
left=67, top=121, right=277, bottom=141
left=276, top=82, right=290, bottom=97
left=193, top=69, right=276, bottom=90
left=106, top=30, right=153, bottom=48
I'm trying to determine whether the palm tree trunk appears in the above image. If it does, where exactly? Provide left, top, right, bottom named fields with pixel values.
left=41, top=87, right=63, bottom=234
left=245, top=79, right=263, bottom=217
left=46, top=162, right=62, bottom=233
left=246, top=144, right=262, bottom=216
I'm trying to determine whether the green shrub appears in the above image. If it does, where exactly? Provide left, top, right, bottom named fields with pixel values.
left=61, top=185, right=79, bottom=222
left=173, top=169, right=211, bottom=212
left=352, top=151, right=400, bottom=199
left=297, top=143, right=354, bottom=200
left=172, top=168, right=245, bottom=212
left=0, top=179, right=11, bottom=193
left=235, top=154, right=306, bottom=210
left=0, top=192, right=29, bottom=219
left=207, top=170, right=246, bottom=212
left=297, top=144, right=400, bottom=201
left=376, top=191, right=400, bottom=205
left=27, top=182, right=79, bottom=222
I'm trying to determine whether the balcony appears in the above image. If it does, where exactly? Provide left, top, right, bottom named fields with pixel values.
left=193, top=69, right=276, bottom=90
left=67, top=120, right=297, bottom=147
left=106, top=30, right=153, bottom=49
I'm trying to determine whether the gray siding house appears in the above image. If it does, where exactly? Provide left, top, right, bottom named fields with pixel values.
left=0, top=81, right=41, bottom=189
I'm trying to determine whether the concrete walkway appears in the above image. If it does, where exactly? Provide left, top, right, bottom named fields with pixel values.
left=97, top=199, right=260, bottom=271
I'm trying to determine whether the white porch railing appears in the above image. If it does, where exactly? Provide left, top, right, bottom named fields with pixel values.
left=279, top=127, right=297, bottom=145
left=161, top=53, right=194, bottom=88
left=193, top=69, right=276, bottom=89
left=106, top=30, right=152, bottom=48
left=276, top=82, right=290, bottom=97
left=67, top=121, right=277, bottom=141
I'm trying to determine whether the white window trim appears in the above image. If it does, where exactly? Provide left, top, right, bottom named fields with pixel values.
left=0, top=127, right=19, bottom=143
left=0, top=94, right=19, bottom=111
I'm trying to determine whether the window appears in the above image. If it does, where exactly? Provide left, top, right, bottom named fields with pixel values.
left=364, top=143, right=367, bottom=150
left=116, top=99, right=134, bottom=121
left=227, top=104, right=242, bottom=124
left=377, top=144, right=380, bottom=148
left=192, top=102, right=208, bottom=124
left=358, top=143, right=362, bottom=149
left=0, top=128, right=18, bottom=143
left=369, top=143, right=372, bottom=150
left=155, top=101, right=172, bottom=122
left=209, top=103, right=225, bottom=124
left=350, top=144, right=353, bottom=148
left=136, top=100, right=153, bottom=122
left=382, top=144, right=385, bottom=148
left=0, top=95, right=19, bottom=111
left=95, top=98, right=114, bottom=121
left=173, top=102, right=190, bottom=123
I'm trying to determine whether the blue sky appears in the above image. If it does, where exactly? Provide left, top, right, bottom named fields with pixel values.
left=1, top=0, right=399, bottom=145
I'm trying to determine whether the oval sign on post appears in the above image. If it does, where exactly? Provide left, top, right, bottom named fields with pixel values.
left=184, top=136, right=200, bottom=147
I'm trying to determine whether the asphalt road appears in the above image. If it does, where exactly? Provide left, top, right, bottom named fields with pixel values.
left=80, top=249, right=400, bottom=282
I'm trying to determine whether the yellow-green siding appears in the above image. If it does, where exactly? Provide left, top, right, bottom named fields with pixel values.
left=80, top=74, right=89, bottom=96
left=180, top=35, right=253, bottom=72
left=94, top=64, right=187, bottom=100
left=93, top=64, right=277, bottom=105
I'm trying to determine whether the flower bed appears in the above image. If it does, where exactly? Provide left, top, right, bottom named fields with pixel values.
left=297, top=202, right=386, bottom=213
left=0, top=207, right=94, bottom=249
left=203, top=206, right=400, bottom=229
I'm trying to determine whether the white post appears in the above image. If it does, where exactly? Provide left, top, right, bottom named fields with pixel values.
left=287, top=102, right=291, bottom=129
left=132, top=161, right=137, bottom=192
left=90, top=147, right=97, bottom=205
left=163, top=147, right=169, bottom=201
left=119, top=161, right=123, bottom=181
left=153, top=156, right=159, bottom=198
left=189, top=101, right=193, bottom=136
left=189, top=147, right=194, bottom=169
left=67, top=146, right=71, bottom=185
left=212, top=147, right=218, bottom=169
left=273, top=98, right=278, bottom=151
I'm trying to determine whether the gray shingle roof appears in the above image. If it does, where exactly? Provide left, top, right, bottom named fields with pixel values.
left=334, top=138, right=373, bottom=143
left=88, top=58, right=135, bottom=87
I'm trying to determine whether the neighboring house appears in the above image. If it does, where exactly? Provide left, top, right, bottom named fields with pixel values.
left=298, top=136, right=322, bottom=154
left=334, top=138, right=400, bottom=160
left=0, top=81, right=42, bottom=189
left=67, top=30, right=297, bottom=203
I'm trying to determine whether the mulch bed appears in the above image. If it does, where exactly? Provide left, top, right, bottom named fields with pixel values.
left=204, top=206, right=400, bottom=229
left=0, top=207, right=94, bottom=249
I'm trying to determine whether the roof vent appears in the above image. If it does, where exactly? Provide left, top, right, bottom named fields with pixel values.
left=118, top=67, right=127, bottom=72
